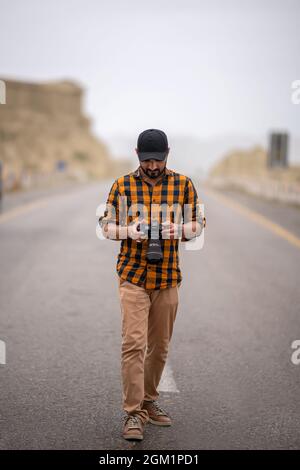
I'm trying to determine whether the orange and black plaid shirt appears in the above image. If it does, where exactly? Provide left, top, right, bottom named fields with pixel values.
left=100, top=166, right=205, bottom=290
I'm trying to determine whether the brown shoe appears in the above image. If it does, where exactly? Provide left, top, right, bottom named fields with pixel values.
left=142, top=400, right=171, bottom=426
left=122, top=414, right=145, bottom=440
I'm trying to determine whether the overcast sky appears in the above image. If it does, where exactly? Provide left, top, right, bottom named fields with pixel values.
left=1, top=0, right=299, bottom=162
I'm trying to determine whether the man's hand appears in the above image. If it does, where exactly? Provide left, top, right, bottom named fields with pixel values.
left=161, top=221, right=182, bottom=240
left=128, top=218, right=148, bottom=243
left=161, top=220, right=202, bottom=240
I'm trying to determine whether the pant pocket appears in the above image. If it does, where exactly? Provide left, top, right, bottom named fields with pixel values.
left=119, top=277, right=128, bottom=286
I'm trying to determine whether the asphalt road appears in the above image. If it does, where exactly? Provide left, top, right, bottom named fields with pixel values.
left=0, top=179, right=300, bottom=450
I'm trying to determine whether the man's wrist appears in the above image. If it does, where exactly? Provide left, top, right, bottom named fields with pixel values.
left=104, top=223, right=129, bottom=240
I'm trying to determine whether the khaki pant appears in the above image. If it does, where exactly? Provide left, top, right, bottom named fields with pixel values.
left=117, top=276, right=181, bottom=424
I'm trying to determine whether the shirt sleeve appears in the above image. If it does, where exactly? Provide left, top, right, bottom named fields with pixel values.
left=99, top=180, right=120, bottom=227
left=181, top=177, right=206, bottom=240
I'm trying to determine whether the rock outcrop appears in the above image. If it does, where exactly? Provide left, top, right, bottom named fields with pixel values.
left=0, top=78, right=120, bottom=191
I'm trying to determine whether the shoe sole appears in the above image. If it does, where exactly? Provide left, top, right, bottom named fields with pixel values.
left=123, top=434, right=143, bottom=440
left=148, top=418, right=171, bottom=426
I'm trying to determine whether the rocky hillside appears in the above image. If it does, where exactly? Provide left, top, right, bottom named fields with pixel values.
left=0, top=78, right=129, bottom=191
left=207, top=146, right=300, bottom=206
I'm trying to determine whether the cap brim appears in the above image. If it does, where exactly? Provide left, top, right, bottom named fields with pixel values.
left=138, top=152, right=167, bottom=161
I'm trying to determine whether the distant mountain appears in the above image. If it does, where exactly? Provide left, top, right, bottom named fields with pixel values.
left=99, top=132, right=300, bottom=180
left=167, top=134, right=267, bottom=177
left=0, top=78, right=117, bottom=191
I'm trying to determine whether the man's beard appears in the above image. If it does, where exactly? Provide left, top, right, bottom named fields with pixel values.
left=142, top=166, right=165, bottom=179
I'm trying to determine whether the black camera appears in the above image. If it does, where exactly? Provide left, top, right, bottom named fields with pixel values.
left=137, top=219, right=163, bottom=240
left=137, top=219, right=163, bottom=264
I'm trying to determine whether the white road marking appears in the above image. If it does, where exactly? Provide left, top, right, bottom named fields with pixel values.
left=0, top=339, right=6, bottom=365
left=158, top=362, right=179, bottom=393
left=204, top=187, right=300, bottom=250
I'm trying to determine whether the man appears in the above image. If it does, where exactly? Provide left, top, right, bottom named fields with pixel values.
left=99, top=128, right=205, bottom=441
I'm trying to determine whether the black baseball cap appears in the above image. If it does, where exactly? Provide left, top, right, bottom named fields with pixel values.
left=137, top=128, right=169, bottom=161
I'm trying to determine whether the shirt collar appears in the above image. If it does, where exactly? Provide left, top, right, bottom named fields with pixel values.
left=130, top=166, right=174, bottom=179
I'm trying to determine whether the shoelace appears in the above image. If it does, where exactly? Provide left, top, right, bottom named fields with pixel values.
left=146, top=401, right=167, bottom=416
left=124, top=415, right=142, bottom=429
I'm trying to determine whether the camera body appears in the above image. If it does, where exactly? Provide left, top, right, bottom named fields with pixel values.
left=137, top=219, right=163, bottom=264
left=138, top=219, right=163, bottom=240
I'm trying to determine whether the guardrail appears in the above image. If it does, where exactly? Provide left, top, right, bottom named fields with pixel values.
left=207, top=175, right=300, bottom=206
